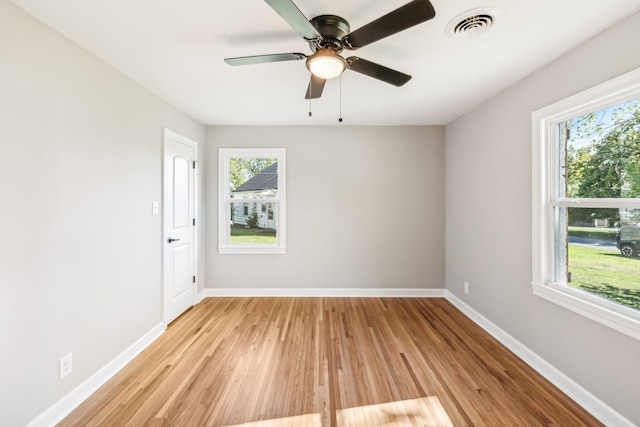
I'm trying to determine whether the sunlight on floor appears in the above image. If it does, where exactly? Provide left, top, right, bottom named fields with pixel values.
left=338, top=397, right=453, bottom=427
left=221, top=396, right=453, bottom=427
left=220, top=412, right=322, bottom=427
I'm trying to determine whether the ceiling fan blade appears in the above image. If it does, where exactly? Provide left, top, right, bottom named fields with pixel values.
left=346, top=57, right=411, bottom=86
left=224, top=53, right=306, bottom=66
left=342, top=0, right=435, bottom=49
left=264, top=0, right=321, bottom=40
left=305, top=74, right=326, bottom=99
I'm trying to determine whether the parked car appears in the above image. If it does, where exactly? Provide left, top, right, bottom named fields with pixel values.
left=615, top=226, right=640, bottom=257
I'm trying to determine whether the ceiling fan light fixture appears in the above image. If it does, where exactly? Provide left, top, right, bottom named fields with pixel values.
left=306, top=49, right=346, bottom=80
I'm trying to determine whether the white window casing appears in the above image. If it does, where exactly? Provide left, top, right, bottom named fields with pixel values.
left=531, top=68, right=640, bottom=341
left=218, top=148, right=286, bottom=254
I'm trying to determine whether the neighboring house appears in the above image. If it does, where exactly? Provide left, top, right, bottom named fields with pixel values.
left=231, top=162, right=278, bottom=229
left=592, top=208, right=640, bottom=228
left=619, top=208, right=640, bottom=227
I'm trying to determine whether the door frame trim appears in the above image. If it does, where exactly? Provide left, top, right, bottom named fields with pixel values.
left=162, top=128, right=199, bottom=326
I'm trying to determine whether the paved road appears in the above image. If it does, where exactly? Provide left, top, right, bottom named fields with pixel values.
left=568, top=236, right=618, bottom=251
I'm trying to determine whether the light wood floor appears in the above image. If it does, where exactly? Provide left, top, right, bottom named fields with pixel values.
left=59, top=298, right=603, bottom=426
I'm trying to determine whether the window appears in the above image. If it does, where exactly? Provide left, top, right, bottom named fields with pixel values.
left=532, top=68, right=640, bottom=340
left=218, top=148, right=286, bottom=254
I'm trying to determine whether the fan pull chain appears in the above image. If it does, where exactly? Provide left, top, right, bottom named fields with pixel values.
left=308, top=92, right=312, bottom=117
left=338, top=74, right=343, bottom=123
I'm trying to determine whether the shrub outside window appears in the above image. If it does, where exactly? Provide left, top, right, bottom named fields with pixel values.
left=532, top=68, right=640, bottom=340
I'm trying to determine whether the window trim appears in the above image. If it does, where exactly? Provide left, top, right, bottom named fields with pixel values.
left=218, top=148, right=286, bottom=254
left=532, top=67, right=640, bottom=341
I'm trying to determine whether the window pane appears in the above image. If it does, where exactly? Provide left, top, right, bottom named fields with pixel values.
left=564, top=207, right=640, bottom=310
left=563, top=98, right=640, bottom=199
left=229, top=202, right=278, bottom=245
left=227, top=157, right=279, bottom=245
left=229, top=158, right=278, bottom=198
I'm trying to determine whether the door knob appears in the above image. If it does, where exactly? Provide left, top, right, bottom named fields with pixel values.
left=168, top=237, right=181, bottom=243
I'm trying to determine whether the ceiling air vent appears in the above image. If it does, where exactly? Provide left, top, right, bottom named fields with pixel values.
left=446, top=8, right=497, bottom=39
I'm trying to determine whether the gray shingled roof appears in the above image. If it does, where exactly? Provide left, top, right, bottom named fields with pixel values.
left=233, top=162, right=278, bottom=192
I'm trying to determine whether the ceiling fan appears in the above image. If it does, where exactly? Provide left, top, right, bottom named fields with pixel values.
left=224, top=0, right=436, bottom=99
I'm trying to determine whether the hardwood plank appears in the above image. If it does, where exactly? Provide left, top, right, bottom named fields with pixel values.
left=58, top=298, right=604, bottom=427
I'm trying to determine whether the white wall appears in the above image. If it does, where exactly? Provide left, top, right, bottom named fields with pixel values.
left=0, top=2, right=205, bottom=425
left=445, top=11, right=640, bottom=425
left=206, top=126, right=445, bottom=291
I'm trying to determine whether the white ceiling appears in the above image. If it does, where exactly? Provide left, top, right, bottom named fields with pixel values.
left=11, top=0, right=640, bottom=126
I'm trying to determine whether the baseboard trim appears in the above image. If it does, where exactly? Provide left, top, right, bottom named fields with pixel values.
left=200, top=287, right=446, bottom=298
left=196, top=288, right=207, bottom=304
left=444, top=291, right=634, bottom=427
left=26, top=322, right=165, bottom=427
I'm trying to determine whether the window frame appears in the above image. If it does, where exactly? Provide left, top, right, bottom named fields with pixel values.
left=532, top=67, right=640, bottom=341
left=218, top=148, right=286, bottom=254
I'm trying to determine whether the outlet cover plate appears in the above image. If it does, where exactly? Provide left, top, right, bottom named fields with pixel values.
left=60, top=353, right=72, bottom=379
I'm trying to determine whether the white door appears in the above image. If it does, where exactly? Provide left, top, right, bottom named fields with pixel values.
left=163, top=129, right=197, bottom=324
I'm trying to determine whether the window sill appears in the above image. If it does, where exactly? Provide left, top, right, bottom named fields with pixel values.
left=532, top=282, right=640, bottom=341
left=218, top=246, right=286, bottom=255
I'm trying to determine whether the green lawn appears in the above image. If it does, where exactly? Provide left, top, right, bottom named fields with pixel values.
left=230, top=224, right=277, bottom=244
left=568, top=226, right=618, bottom=241
left=568, top=244, right=640, bottom=310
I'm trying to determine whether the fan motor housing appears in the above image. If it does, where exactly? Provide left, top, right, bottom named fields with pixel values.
left=309, top=15, right=350, bottom=51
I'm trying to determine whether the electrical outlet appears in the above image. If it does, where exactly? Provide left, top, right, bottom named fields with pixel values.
left=464, top=281, right=470, bottom=294
left=60, top=353, right=72, bottom=379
